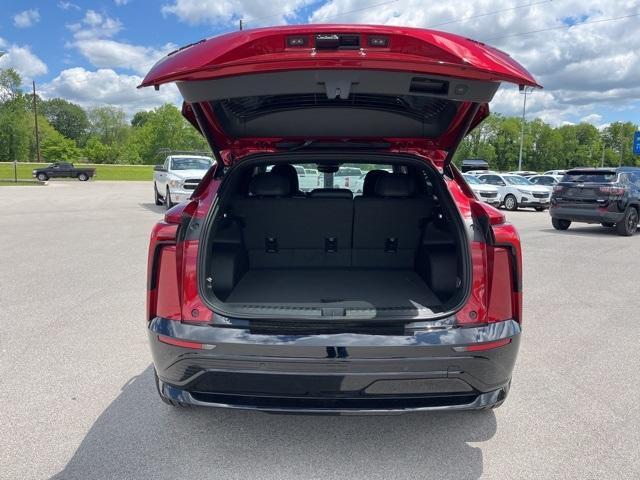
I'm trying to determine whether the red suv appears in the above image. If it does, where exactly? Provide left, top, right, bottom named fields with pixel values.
left=143, top=25, right=537, bottom=413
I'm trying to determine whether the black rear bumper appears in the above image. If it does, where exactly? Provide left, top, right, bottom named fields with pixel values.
left=550, top=204, right=624, bottom=223
left=148, top=317, right=521, bottom=414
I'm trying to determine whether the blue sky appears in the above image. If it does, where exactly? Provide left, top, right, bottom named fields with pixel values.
left=0, top=0, right=638, bottom=127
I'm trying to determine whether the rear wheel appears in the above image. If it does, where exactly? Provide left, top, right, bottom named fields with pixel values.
left=503, top=194, right=518, bottom=211
left=616, top=207, right=638, bottom=236
left=154, top=183, right=163, bottom=205
left=154, top=369, right=190, bottom=408
left=37, top=173, right=48, bottom=181
left=552, top=218, right=571, bottom=230
left=165, top=187, right=173, bottom=210
left=77, top=172, right=89, bottom=181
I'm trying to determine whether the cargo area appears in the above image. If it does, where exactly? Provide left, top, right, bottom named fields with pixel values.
left=200, top=157, right=468, bottom=319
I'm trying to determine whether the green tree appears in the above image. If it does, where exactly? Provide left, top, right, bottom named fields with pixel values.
left=131, top=110, right=152, bottom=128
left=41, top=130, right=81, bottom=161
left=40, top=98, right=89, bottom=144
left=124, top=104, right=209, bottom=164
left=88, top=106, right=130, bottom=146
left=0, top=68, right=22, bottom=102
left=83, top=136, right=118, bottom=164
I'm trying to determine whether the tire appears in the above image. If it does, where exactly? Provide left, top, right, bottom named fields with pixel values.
left=165, top=187, right=173, bottom=210
left=552, top=218, right=571, bottom=230
left=154, top=183, right=163, bottom=206
left=154, top=369, right=190, bottom=408
left=601, top=222, right=615, bottom=228
left=534, top=207, right=546, bottom=212
left=616, top=207, right=638, bottom=236
left=36, top=173, right=48, bottom=181
left=504, top=194, right=518, bottom=211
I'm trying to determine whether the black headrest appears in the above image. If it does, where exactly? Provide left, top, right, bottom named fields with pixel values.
left=270, top=164, right=299, bottom=193
left=309, top=188, right=353, bottom=199
left=249, top=173, right=290, bottom=197
left=362, top=170, right=390, bottom=196
left=375, top=174, right=416, bottom=198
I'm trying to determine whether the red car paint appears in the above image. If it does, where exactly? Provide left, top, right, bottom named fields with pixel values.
left=141, top=25, right=539, bottom=162
left=144, top=25, right=532, bottom=330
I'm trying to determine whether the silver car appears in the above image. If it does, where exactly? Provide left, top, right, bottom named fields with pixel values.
left=463, top=174, right=501, bottom=206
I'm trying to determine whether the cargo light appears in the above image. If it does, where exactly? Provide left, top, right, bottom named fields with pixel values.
left=368, top=36, right=389, bottom=47
left=287, top=36, right=308, bottom=47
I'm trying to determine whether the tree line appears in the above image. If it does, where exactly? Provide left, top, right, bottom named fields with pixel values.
left=0, top=68, right=209, bottom=165
left=1, top=67, right=638, bottom=169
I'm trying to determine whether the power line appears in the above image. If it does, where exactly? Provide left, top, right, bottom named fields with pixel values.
left=427, top=0, right=552, bottom=28
left=485, top=11, right=640, bottom=41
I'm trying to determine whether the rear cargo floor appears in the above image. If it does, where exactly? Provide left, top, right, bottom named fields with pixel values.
left=225, top=269, right=440, bottom=311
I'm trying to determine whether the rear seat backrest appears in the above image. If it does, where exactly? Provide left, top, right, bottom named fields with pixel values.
left=231, top=173, right=353, bottom=268
left=352, top=174, right=432, bottom=268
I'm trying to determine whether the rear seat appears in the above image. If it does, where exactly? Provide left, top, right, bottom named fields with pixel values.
left=352, top=174, right=432, bottom=268
left=231, top=173, right=353, bottom=268
left=230, top=171, right=432, bottom=270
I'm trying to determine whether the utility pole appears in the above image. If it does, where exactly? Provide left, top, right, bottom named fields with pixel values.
left=517, top=87, right=533, bottom=172
left=601, top=141, right=605, bottom=168
left=33, top=81, right=41, bottom=163
left=619, top=130, right=624, bottom=167
left=239, top=18, right=243, bottom=30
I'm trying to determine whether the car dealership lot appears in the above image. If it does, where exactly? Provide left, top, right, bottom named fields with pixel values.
left=1, top=182, right=639, bottom=480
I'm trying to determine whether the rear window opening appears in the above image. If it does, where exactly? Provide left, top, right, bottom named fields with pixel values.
left=197, top=154, right=471, bottom=322
left=562, top=171, right=618, bottom=183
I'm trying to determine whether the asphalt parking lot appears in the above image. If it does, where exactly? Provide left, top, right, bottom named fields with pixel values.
left=1, top=181, right=639, bottom=480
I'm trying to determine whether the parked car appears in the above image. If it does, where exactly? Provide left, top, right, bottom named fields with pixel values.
left=334, top=166, right=363, bottom=192
left=508, top=170, right=538, bottom=178
left=32, top=162, right=95, bottom=182
left=466, top=169, right=499, bottom=176
left=544, top=169, right=567, bottom=177
left=461, top=158, right=489, bottom=173
left=295, top=165, right=321, bottom=191
left=478, top=173, right=551, bottom=211
left=463, top=173, right=501, bottom=206
left=154, top=154, right=214, bottom=209
left=141, top=24, right=536, bottom=413
left=550, top=167, right=640, bottom=236
left=528, top=175, right=558, bottom=188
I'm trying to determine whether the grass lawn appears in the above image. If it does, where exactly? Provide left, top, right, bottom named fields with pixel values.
left=0, top=162, right=154, bottom=181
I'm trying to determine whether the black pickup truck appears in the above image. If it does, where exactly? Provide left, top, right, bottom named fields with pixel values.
left=32, top=162, right=96, bottom=182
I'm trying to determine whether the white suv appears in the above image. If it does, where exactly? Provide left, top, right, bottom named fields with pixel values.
left=478, top=173, right=551, bottom=211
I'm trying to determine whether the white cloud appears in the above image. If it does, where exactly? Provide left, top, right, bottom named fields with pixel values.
left=74, top=39, right=177, bottom=75
left=114, top=0, right=130, bottom=5
left=304, top=0, right=640, bottom=125
left=0, top=44, right=48, bottom=81
left=161, top=0, right=313, bottom=26
left=40, top=68, right=181, bottom=115
left=13, top=9, right=40, bottom=28
left=69, top=10, right=123, bottom=39
left=58, top=1, right=80, bottom=10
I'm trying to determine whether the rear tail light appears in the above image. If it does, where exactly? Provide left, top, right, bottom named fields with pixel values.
left=458, top=201, right=522, bottom=327
left=599, top=186, right=625, bottom=195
